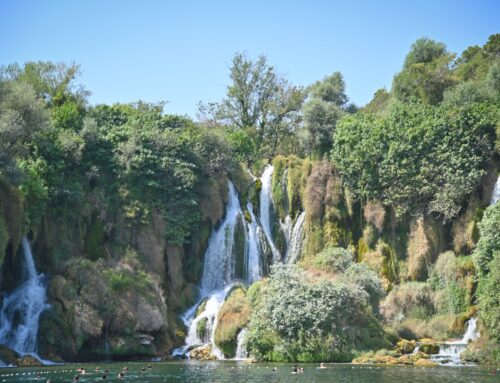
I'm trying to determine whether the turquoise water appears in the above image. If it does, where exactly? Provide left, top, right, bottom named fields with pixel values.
left=0, top=361, right=498, bottom=383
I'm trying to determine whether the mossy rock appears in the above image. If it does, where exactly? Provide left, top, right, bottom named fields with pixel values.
left=17, top=355, right=43, bottom=367
left=196, top=317, right=208, bottom=340
left=214, top=287, right=251, bottom=358
left=414, top=358, right=438, bottom=367
left=189, top=344, right=217, bottom=360
left=195, top=297, right=208, bottom=317
left=419, top=343, right=440, bottom=355
left=233, top=216, right=246, bottom=280
left=396, top=339, right=416, bottom=354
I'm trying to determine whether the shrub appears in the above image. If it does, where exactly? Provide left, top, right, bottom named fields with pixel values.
left=477, top=252, right=500, bottom=342
left=473, top=203, right=500, bottom=277
left=246, top=265, right=389, bottom=362
left=313, top=246, right=354, bottom=273
left=343, top=263, right=386, bottom=314
left=380, top=282, right=434, bottom=323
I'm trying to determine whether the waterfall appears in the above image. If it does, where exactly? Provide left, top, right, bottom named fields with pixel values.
left=201, top=182, right=242, bottom=292
left=244, top=203, right=263, bottom=284
left=429, top=317, right=480, bottom=365
left=173, top=181, right=264, bottom=358
left=461, top=317, right=480, bottom=343
left=260, top=165, right=281, bottom=262
left=491, top=175, right=500, bottom=205
left=285, top=212, right=306, bottom=264
left=0, top=237, right=50, bottom=358
left=234, top=328, right=248, bottom=360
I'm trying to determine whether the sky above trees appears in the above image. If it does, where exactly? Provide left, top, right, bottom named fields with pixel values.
left=1, top=0, right=498, bottom=117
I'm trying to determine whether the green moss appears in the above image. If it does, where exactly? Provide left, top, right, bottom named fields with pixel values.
left=233, top=217, right=246, bottom=280
left=214, top=287, right=251, bottom=358
left=197, top=317, right=208, bottom=340
left=84, top=217, right=106, bottom=260
left=0, top=208, right=8, bottom=266
left=244, top=210, right=252, bottom=223
left=195, top=298, right=208, bottom=317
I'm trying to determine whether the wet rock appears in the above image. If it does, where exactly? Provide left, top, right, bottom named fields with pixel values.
left=396, top=339, right=416, bottom=354
left=419, top=343, right=440, bottom=355
left=189, top=345, right=217, bottom=360
left=17, top=355, right=43, bottom=367
left=414, top=358, right=438, bottom=367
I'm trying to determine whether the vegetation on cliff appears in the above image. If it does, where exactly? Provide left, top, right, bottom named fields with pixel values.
left=0, top=33, right=498, bottom=363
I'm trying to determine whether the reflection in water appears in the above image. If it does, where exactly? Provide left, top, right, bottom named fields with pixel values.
left=0, top=362, right=497, bottom=383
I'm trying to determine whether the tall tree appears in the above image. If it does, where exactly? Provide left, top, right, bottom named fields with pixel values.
left=303, top=72, right=347, bottom=158
left=219, top=53, right=305, bottom=158
left=392, top=38, right=456, bottom=105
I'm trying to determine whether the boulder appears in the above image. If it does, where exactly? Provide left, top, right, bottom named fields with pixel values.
left=396, top=339, right=416, bottom=354
left=189, top=345, right=217, bottom=360
left=17, top=355, right=43, bottom=367
left=419, top=343, right=440, bottom=355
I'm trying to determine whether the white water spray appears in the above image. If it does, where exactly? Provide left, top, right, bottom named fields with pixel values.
left=174, top=181, right=265, bottom=358
left=201, top=182, right=242, bottom=292
left=0, top=237, right=50, bottom=359
left=244, top=203, right=263, bottom=284
left=428, top=317, right=480, bottom=365
left=285, top=212, right=306, bottom=264
left=235, top=328, right=248, bottom=360
left=260, top=165, right=281, bottom=262
left=491, top=175, right=500, bottom=205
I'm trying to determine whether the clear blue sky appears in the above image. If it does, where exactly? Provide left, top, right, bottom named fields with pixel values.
left=1, top=0, right=498, bottom=117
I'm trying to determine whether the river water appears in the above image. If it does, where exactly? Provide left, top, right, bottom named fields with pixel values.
left=0, top=361, right=497, bottom=383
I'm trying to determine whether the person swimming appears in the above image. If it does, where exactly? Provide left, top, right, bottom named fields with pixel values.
left=319, top=362, right=327, bottom=369
left=291, top=366, right=298, bottom=374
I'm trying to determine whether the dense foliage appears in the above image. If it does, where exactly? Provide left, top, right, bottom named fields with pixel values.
left=246, top=265, right=388, bottom=362
left=333, top=102, right=496, bottom=220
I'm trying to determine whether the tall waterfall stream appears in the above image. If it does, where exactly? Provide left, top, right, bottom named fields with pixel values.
left=0, top=238, right=50, bottom=364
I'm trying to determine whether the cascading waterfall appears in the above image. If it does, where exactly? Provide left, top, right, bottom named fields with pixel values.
left=423, top=317, right=480, bottom=365
left=0, top=237, right=50, bottom=360
left=285, top=211, right=306, bottom=264
left=201, top=182, right=242, bottom=292
left=259, top=165, right=281, bottom=262
left=491, top=175, right=500, bottom=205
left=173, top=181, right=265, bottom=358
left=244, top=203, right=263, bottom=284
left=234, top=328, right=248, bottom=360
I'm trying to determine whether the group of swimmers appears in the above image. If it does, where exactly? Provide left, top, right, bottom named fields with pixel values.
left=69, top=365, right=152, bottom=382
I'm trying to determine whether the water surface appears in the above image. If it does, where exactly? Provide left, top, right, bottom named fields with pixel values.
left=0, top=361, right=498, bottom=383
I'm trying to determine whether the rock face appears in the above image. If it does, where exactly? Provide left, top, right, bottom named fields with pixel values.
left=31, top=174, right=230, bottom=361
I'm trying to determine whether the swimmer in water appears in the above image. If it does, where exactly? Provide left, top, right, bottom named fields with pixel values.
left=319, top=362, right=327, bottom=369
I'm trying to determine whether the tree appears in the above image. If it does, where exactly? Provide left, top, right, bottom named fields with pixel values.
left=220, top=53, right=305, bottom=157
left=392, top=38, right=455, bottom=104
left=303, top=72, right=347, bottom=157
left=332, top=102, right=496, bottom=219
left=0, top=80, right=50, bottom=181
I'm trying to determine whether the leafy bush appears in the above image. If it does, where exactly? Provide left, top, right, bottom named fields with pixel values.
left=313, top=246, right=354, bottom=273
left=246, top=265, right=389, bottom=361
left=333, top=103, right=496, bottom=220
left=473, top=203, right=500, bottom=277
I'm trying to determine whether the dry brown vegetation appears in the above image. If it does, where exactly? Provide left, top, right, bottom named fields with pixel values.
left=364, top=200, right=386, bottom=232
